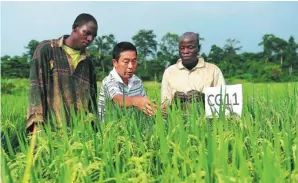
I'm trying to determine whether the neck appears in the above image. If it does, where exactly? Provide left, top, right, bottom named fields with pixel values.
left=65, top=36, right=80, bottom=50
left=115, top=70, right=129, bottom=85
left=123, top=78, right=129, bottom=85
left=182, top=58, right=198, bottom=70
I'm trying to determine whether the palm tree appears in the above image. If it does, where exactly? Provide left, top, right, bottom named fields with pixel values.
left=224, top=38, right=242, bottom=55
left=92, top=34, right=117, bottom=73
left=132, top=29, right=157, bottom=69
left=258, top=34, right=275, bottom=63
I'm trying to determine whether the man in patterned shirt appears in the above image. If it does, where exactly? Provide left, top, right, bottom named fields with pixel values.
left=26, top=13, right=98, bottom=133
left=98, top=42, right=157, bottom=120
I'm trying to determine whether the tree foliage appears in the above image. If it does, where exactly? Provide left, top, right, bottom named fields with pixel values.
left=2, top=32, right=298, bottom=83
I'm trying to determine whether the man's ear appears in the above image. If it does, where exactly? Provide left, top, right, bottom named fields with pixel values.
left=198, top=44, right=201, bottom=53
left=112, top=59, right=118, bottom=68
left=72, top=24, right=79, bottom=31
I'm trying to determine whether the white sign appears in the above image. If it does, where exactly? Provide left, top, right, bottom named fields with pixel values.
left=204, top=84, right=243, bottom=118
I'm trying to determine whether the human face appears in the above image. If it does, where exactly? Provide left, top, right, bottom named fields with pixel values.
left=113, top=50, right=137, bottom=82
left=179, top=37, right=198, bottom=63
left=73, top=21, right=97, bottom=49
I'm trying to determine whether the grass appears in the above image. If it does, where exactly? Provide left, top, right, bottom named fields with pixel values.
left=1, top=79, right=298, bottom=183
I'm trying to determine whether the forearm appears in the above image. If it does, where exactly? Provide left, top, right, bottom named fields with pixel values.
left=112, top=95, right=140, bottom=107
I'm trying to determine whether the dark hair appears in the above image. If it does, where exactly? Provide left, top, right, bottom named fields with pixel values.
left=112, top=42, right=137, bottom=61
left=179, top=32, right=200, bottom=44
left=72, top=13, right=98, bottom=29
left=179, top=32, right=201, bottom=52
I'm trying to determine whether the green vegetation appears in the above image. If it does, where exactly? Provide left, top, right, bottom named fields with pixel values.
left=1, top=32, right=298, bottom=82
left=1, top=79, right=298, bottom=182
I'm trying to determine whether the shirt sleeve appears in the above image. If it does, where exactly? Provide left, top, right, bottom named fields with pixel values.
left=161, top=69, right=172, bottom=105
left=105, top=79, right=123, bottom=99
left=140, top=82, right=147, bottom=97
left=97, top=80, right=106, bottom=120
left=89, top=60, right=98, bottom=115
left=97, top=78, right=123, bottom=120
left=213, top=67, right=226, bottom=87
left=26, top=42, right=48, bottom=130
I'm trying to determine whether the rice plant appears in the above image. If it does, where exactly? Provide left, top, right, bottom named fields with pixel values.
left=1, top=80, right=298, bottom=183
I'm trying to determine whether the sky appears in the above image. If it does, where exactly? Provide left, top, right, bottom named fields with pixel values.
left=1, top=1, right=298, bottom=57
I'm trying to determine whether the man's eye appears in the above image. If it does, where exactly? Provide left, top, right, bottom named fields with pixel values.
left=82, top=30, right=90, bottom=36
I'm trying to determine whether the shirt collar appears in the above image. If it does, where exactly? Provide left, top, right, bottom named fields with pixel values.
left=54, top=35, right=89, bottom=56
left=177, top=56, right=205, bottom=70
left=110, top=67, right=137, bottom=87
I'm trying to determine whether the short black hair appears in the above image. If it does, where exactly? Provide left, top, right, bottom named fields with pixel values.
left=112, top=42, right=137, bottom=61
left=179, top=32, right=201, bottom=52
left=179, top=32, right=200, bottom=45
left=72, top=13, right=98, bottom=29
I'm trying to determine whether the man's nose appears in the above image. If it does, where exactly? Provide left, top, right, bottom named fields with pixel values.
left=182, top=48, right=190, bottom=53
left=127, top=61, right=133, bottom=68
left=87, top=35, right=94, bottom=42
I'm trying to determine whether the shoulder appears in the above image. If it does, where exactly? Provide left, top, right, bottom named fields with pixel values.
left=32, top=40, right=52, bottom=60
left=132, top=75, right=144, bottom=86
left=37, top=40, right=52, bottom=50
left=163, top=63, right=179, bottom=78
left=101, top=73, right=118, bottom=87
left=204, top=61, right=222, bottom=73
left=101, top=74, right=112, bottom=85
left=167, top=62, right=179, bottom=71
left=165, top=62, right=178, bottom=72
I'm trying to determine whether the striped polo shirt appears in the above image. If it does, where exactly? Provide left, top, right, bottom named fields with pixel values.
left=97, top=68, right=146, bottom=120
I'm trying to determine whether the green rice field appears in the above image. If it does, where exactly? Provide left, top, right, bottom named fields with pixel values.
left=1, top=79, right=298, bottom=183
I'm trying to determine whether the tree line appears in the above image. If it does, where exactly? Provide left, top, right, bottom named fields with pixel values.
left=2, top=30, right=298, bottom=83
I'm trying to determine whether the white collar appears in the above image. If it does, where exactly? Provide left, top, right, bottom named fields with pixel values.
left=110, top=67, right=137, bottom=89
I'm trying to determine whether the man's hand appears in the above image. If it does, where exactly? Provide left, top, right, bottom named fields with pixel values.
left=133, top=97, right=157, bottom=116
left=113, top=95, right=157, bottom=116
left=26, top=122, right=43, bottom=137
left=161, top=103, right=168, bottom=119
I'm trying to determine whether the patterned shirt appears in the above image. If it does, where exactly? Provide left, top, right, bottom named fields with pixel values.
left=26, top=35, right=97, bottom=130
left=98, top=68, right=146, bottom=120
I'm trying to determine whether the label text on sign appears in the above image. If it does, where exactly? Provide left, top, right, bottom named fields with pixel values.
left=204, top=84, right=243, bottom=118
left=207, top=93, right=240, bottom=106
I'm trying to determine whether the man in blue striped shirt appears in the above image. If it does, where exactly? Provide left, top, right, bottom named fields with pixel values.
left=98, top=42, right=157, bottom=120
